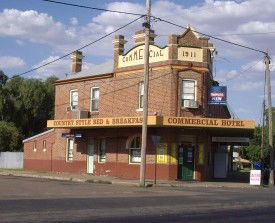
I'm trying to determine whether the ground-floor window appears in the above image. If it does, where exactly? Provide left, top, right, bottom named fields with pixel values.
left=98, top=139, right=106, bottom=163
left=128, top=135, right=141, bottom=163
left=66, top=138, right=74, bottom=161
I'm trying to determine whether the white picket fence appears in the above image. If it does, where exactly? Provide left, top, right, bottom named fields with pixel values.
left=0, top=152, right=23, bottom=169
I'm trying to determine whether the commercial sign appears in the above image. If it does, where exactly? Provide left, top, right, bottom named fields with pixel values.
left=118, top=45, right=204, bottom=68
left=212, top=137, right=250, bottom=143
left=178, top=47, right=203, bottom=63
left=163, top=117, right=255, bottom=129
left=209, top=86, right=227, bottom=105
left=156, top=143, right=168, bottom=164
left=118, top=45, right=168, bottom=68
left=61, top=133, right=82, bottom=138
left=250, top=170, right=261, bottom=185
left=47, top=116, right=159, bottom=128
left=48, top=116, right=255, bottom=129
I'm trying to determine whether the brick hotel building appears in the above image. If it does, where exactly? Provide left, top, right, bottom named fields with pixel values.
left=23, top=26, right=255, bottom=181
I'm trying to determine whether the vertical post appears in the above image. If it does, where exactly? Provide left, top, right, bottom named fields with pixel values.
left=265, top=53, right=274, bottom=186
left=140, top=0, right=151, bottom=187
left=261, top=100, right=265, bottom=161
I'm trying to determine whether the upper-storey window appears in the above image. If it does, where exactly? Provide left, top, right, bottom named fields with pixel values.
left=91, top=87, right=100, bottom=112
left=70, top=89, right=78, bottom=109
left=181, top=80, right=196, bottom=107
left=138, top=82, right=144, bottom=109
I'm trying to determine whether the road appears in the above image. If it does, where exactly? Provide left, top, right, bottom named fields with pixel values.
left=0, top=175, right=275, bottom=222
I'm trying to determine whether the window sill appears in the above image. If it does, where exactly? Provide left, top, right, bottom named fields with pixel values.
left=128, top=162, right=141, bottom=165
left=136, top=108, right=143, bottom=112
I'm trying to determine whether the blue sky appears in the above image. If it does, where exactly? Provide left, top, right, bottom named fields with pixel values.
left=0, top=0, right=274, bottom=123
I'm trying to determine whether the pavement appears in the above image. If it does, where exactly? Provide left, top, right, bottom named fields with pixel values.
left=0, top=168, right=264, bottom=189
left=1, top=175, right=275, bottom=222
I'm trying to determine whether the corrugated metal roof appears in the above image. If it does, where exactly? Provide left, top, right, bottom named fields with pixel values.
left=60, top=60, right=113, bottom=81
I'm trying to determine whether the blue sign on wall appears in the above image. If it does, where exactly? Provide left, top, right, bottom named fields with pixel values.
left=61, top=133, right=82, bottom=138
left=209, top=86, right=227, bottom=105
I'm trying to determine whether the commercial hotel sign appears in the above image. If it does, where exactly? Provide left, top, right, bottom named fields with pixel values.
left=48, top=116, right=255, bottom=130
left=118, top=45, right=204, bottom=68
left=118, top=45, right=169, bottom=68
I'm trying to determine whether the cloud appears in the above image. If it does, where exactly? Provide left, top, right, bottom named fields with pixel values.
left=31, top=56, right=94, bottom=80
left=0, top=9, right=77, bottom=48
left=0, top=56, right=25, bottom=69
left=232, top=81, right=263, bottom=91
left=70, top=17, right=78, bottom=26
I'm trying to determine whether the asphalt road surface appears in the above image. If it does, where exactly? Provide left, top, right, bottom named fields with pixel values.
left=0, top=175, right=275, bottom=223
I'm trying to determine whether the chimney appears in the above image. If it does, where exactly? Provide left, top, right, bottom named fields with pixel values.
left=133, top=29, right=156, bottom=45
left=112, top=35, right=127, bottom=70
left=71, top=50, right=83, bottom=74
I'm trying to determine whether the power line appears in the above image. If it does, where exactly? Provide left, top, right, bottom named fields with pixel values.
left=154, top=17, right=266, bottom=55
left=10, top=15, right=144, bottom=79
left=42, top=0, right=145, bottom=16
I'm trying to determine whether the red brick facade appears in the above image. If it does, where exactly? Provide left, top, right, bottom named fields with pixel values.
left=23, top=27, right=234, bottom=181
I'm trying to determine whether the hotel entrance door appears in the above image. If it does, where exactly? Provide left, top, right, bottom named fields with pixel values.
left=178, top=145, right=194, bottom=180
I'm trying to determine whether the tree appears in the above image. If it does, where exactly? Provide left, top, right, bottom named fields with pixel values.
left=0, top=121, right=22, bottom=152
left=0, top=70, right=57, bottom=151
left=239, top=126, right=270, bottom=165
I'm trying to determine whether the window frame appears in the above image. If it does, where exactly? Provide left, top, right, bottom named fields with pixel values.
left=98, top=138, right=106, bottom=163
left=66, top=138, right=74, bottom=162
left=42, top=140, right=46, bottom=152
left=127, top=135, right=141, bottom=164
left=138, top=82, right=144, bottom=110
left=33, top=141, right=37, bottom=152
left=91, top=87, right=100, bottom=112
left=70, top=89, right=78, bottom=110
left=181, top=79, right=197, bottom=107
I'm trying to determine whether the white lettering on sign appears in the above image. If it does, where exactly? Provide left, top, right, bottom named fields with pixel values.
left=178, top=47, right=203, bottom=62
left=118, top=45, right=168, bottom=68
left=250, top=170, right=261, bottom=185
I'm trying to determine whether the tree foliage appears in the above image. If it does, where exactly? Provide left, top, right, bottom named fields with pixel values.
left=239, top=126, right=270, bottom=165
left=0, top=70, right=57, bottom=151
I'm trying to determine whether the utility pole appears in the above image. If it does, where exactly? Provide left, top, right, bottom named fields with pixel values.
left=261, top=100, right=265, bottom=161
left=265, top=52, right=274, bottom=186
left=140, top=0, right=151, bottom=187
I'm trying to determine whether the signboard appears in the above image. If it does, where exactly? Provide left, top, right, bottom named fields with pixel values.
left=48, top=116, right=255, bottom=130
left=47, top=116, right=159, bottom=128
left=209, top=86, right=227, bottom=105
left=61, top=133, right=82, bottom=138
left=178, top=47, right=203, bottom=63
left=198, top=144, right=204, bottom=165
left=163, top=117, right=255, bottom=129
left=151, top=135, right=161, bottom=147
left=212, top=137, right=250, bottom=143
left=170, top=144, right=177, bottom=164
left=156, top=143, right=168, bottom=164
left=118, top=45, right=203, bottom=68
left=118, top=45, right=168, bottom=68
left=250, top=170, right=261, bottom=185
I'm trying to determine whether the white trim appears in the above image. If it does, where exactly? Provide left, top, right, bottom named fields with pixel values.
left=98, top=138, right=106, bottom=163
left=90, top=87, right=100, bottom=112
left=23, top=129, right=54, bottom=143
left=70, top=89, right=78, bottom=110
left=138, top=82, right=144, bottom=110
left=181, top=79, right=197, bottom=108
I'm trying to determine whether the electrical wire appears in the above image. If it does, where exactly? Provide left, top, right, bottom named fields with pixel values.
left=42, top=0, right=145, bottom=16
left=153, top=17, right=266, bottom=55
left=9, top=15, right=144, bottom=80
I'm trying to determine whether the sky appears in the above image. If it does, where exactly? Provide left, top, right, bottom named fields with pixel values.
left=0, top=0, right=275, bottom=123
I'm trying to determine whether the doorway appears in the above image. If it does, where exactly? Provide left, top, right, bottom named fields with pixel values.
left=87, top=140, right=95, bottom=174
left=178, top=145, right=194, bottom=180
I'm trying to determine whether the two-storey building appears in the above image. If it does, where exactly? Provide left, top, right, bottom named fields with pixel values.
left=23, top=26, right=255, bottom=181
